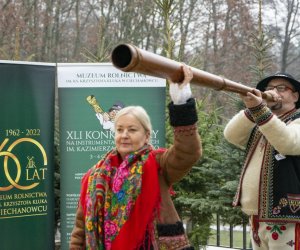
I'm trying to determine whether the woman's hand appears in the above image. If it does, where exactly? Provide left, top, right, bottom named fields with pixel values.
left=180, top=63, right=193, bottom=86
left=169, top=64, right=193, bottom=105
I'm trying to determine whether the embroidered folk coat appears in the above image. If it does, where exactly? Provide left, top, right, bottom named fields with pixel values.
left=224, top=107, right=300, bottom=223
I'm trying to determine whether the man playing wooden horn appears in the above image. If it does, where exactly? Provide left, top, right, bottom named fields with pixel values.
left=224, top=72, right=300, bottom=249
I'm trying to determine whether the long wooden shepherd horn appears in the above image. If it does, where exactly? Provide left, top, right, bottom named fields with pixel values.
left=111, top=43, right=273, bottom=101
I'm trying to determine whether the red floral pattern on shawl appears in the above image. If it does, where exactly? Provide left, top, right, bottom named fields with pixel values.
left=79, top=145, right=164, bottom=249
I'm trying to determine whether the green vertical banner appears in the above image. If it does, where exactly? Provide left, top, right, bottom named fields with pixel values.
left=0, top=61, right=56, bottom=250
left=57, top=63, right=166, bottom=249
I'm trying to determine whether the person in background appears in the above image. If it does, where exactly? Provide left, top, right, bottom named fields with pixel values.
left=86, top=95, right=124, bottom=132
left=70, top=64, right=202, bottom=249
left=224, top=72, right=300, bottom=249
left=96, top=101, right=125, bottom=132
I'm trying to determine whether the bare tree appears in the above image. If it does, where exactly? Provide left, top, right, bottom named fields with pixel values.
left=1, top=0, right=298, bottom=81
left=264, top=0, right=300, bottom=75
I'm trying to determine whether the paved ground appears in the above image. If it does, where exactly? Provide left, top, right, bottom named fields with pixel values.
left=206, top=247, right=235, bottom=250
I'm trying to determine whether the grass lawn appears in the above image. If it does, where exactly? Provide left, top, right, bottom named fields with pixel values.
left=208, top=228, right=252, bottom=249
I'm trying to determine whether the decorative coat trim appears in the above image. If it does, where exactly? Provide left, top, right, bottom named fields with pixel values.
left=168, top=98, right=198, bottom=127
left=244, top=108, right=255, bottom=122
left=248, top=102, right=273, bottom=126
left=153, top=221, right=194, bottom=250
left=174, top=124, right=197, bottom=136
left=156, top=221, right=185, bottom=236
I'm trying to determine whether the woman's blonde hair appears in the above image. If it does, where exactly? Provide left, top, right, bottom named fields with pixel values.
left=114, top=106, right=152, bottom=135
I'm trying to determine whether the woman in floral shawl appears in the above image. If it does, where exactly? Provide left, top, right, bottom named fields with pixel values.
left=70, top=65, right=202, bottom=250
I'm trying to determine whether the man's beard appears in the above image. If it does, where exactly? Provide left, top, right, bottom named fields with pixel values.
left=270, top=101, right=282, bottom=111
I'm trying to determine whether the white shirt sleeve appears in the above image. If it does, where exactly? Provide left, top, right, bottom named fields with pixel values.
left=259, top=116, right=300, bottom=155
left=96, top=113, right=104, bottom=125
left=224, top=110, right=256, bottom=149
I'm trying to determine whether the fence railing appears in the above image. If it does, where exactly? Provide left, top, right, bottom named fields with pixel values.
left=207, top=214, right=252, bottom=250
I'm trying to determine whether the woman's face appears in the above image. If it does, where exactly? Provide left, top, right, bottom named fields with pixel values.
left=115, top=114, right=150, bottom=159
